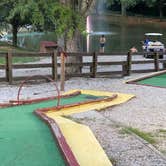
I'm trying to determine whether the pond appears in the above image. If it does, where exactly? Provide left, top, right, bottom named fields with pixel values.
left=6, top=32, right=57, bottom=51
left=87, top=15, right=166, bottom=53
left=5, top=15, right=166, bottom=53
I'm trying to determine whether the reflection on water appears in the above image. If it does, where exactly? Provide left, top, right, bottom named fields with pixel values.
left=6, top=32, right=57, bottom=51
left=87, top=15, right=166, bottom=53
left=4, top=15, right=166, bottom=53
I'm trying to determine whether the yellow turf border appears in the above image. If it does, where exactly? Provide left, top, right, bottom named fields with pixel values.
left=47, top=89, right=135, bottom=116
left=45, top=89, right=134, bottom=166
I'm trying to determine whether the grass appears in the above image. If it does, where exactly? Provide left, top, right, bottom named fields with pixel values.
left=158, top=129, right=166, bottom=133
left=121, top=127, right=156, bottom=144
left=0, top=42, right=39, bottom=64
left=0, top=41, right=36, bottom=52
left=0, top=57, right=39, bottom=64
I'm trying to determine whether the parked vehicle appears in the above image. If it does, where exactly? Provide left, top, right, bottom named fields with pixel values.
left=142, top=33, right=165, bottom=59
left=0, top=32, right=12, bottom=43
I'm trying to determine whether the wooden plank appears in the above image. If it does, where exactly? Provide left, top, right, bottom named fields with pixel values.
left=0, top=65, right=5, bottom=69
left=97, top=52, right=128, bottom=56
left=13, top=63, right=52, bottom=69
left=98, top=61, right=126, bottom=65
left=65, top=62, right=92, bottom=67
left=132, top=69, right=155, bottom=73
left=154, top=52, right=159, bottom=71
left=12, top=52, right=53, bottom=57
left=60, top=52, right=65, bottom=91
left=96, top=71, right=123, bottom=75
left=0, top=77, right=6, bottom=81
left=0, top=52, right=8, bottom=57
left=126, top=51, right=132, bottom=76
left=66, top=52, right=93, bottom=57
left=131, top=60, right=154, bottom=64
left=11, top=60, right=160, bottom=69
left=91, top=52, right=97, bottom=78
left=52, top=50, right=58, bottom=81
left=13, top=75, right=53, bottom=81
left=159, top=59, right=166, bottom=63
left=122, top=63, right=128, bottom=76
left=6, top=52, right=13, bottom=84
left=66, top=73, right=91, bottom=77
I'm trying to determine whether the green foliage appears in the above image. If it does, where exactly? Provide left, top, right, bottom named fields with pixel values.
left=119, top=0, right=140, bottom=8
left=107, top=0, right=140, bottom=8
left=142, top=0, right=157, bottom=7
left=51, top=3, right=85, bottom=39
left=0, top=0, right=85, bottom=41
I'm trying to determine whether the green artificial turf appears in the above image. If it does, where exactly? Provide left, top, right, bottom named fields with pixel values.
left=0, top=94, right=105, bottom=166
left=137, top=73, right=166, bottom=87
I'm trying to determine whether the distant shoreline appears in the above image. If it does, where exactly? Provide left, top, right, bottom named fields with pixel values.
left=90, top=14, right=166, bottom=28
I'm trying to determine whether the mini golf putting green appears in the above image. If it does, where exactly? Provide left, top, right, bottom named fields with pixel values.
left=0, top=93, right=107, bottom=166
left=126, top=71, right=166, bottom=88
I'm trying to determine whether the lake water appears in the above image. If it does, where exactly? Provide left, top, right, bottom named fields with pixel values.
left=87, top=15, right=166, bottom=53
left=6, top=15, right=166, bottom=53
left=7, top=32, right=57, bottom=51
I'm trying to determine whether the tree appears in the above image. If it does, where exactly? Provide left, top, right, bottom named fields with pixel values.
left=120, top=0, right=140, bottom=16
left=106, top=0, right=140, bottom=16
left=55, top=0, right=94, bottom=51
left=143, top=0, right=165, bottom=19
left=0, top=0, right=94, bottom=50
left=0, top=0, right=56, bottom=46
left=54, top=0, right=94, bottom=74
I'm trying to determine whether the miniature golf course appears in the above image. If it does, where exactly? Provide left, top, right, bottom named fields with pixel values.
left=126, top=71, right=166, bottom=88
left=137, top=73, right=166, bottom=87
left=0, top=89, right=134, bottom=166
left=0, top=92, right=110, bottom=166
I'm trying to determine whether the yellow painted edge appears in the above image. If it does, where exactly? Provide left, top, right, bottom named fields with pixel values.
left=48, top=116, right=113, bottom=166
left=46, top=89, right=135, bottom=165
left=47, top=89, right=135, bottom=116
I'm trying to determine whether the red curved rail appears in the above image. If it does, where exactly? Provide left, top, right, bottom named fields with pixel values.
left=17, top=75, right=61, bottom=107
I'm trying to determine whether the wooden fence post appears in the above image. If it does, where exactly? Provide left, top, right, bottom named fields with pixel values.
left=122, top=62, right=128, bottom=76
left=91, top=52, right=97, bottom=78
left=6, top=51, right=13, bottom=84
left=52, top=49, right=58, bottom=81
left=60, top=52, right=65, bottom=91
left=126, top=51, right=132, bottom=76
left=154, top=52, right=159, bottom=71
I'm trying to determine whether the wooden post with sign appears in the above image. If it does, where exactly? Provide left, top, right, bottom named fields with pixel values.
left=52, top=49, right=58, bottom=81
left=91, top=52, right=97, bottom=78
left=60, top=52, right=65, bottom=91
left=126, top=51, right=132, bottom=76
left=154, top=52, right=159, bottom=71
left=6, top=51, right=13, bottom=84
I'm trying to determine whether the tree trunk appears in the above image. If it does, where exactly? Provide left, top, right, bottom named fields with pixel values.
left=159, top=0, right=163, bottom=20
left=59, top=0, right=94, bottom=75
left=12, top=24, right=18, bottom=47
left=121, top=2, right=127, bottom=16
left=65, top=30, right=82, bottom=74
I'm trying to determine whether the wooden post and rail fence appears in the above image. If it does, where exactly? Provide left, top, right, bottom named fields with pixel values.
left=0, top=50, right=165, bottom=84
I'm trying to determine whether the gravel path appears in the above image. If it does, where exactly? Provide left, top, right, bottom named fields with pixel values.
left=0, top=56, right=166, bottom=165
left=71, top=111, right=166, bottom=166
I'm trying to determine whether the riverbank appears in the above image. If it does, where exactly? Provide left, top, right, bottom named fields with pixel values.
left=91, top=13, right=166, bottom=28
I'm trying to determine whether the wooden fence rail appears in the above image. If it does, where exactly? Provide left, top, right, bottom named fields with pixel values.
left=0, top=50, right=166, bottom=84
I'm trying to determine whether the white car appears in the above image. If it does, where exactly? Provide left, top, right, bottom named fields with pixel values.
left=142, top=33, right=165, bottom=58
